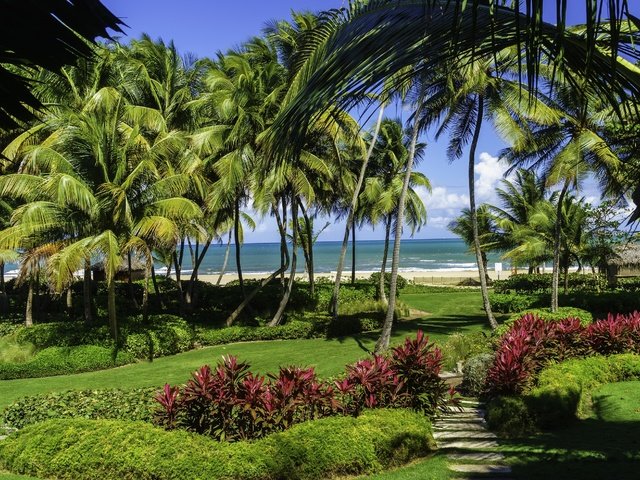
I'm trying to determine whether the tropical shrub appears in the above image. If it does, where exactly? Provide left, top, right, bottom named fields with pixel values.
left=485, top=311, right=640, bottom=397
left=442, top=331, right=492, bottom=371
left=369, top=272, right=407, bottom=295
left=460, top=353, right=494, bottom=396
left=123, top=316, right=193, bottom=359
left=493, top=273, right=603, bottom=294
left=3, top=388, right=157, bottom=429
left=489, top=293, right=537, bottom=313
left=15, top=322, right=112, bottom=349
left=195, top=320, right=320, bottom=346
left=485, top=395, right=535, bottom=437
left=0, top=410, right=435, bottom=480
left=615, top=276, right=640, bottom=292
left=0, top=345, right=134, bottom=380
left=155, top=331, right=451, bottom=441
left=494, top=306, right=593, bottom=337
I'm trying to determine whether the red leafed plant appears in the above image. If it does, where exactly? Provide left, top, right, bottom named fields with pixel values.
left=391, top=330, right=451, bottom=414
left=154, top=384, right=180, bottom=429
left=585, top=312, right=639, bottom=355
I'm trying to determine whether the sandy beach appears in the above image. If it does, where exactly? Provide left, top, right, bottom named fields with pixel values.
left=192, top=268, right=514, bottom=286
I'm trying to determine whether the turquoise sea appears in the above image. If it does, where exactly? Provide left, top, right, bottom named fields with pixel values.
left=153, top=238, right=509, bottom=275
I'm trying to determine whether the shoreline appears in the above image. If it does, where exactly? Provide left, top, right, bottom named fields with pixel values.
left=190, top=268, right=515, bottom=286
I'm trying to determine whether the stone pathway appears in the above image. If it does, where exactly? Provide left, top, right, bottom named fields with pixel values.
left=433, top=399, right=513, bottom=480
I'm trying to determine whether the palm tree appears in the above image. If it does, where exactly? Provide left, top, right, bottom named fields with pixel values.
left=448, top=205, right=496, bottom=285
left=362, top=118, right=429, bottom=302
left=504, top=76, right=620, bottom=311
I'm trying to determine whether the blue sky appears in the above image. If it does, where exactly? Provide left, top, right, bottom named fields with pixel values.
left=102, top=0, right=602, bottom=243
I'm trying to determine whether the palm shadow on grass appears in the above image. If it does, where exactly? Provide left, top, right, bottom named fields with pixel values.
left=499, top=394, right=640, bottom=480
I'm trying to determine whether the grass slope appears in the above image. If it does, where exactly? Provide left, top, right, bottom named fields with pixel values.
left=0, top=291, right=491, bottom=410
left=501, top=381, right=640, bottom=480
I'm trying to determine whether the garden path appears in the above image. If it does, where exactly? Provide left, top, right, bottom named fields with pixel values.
left=434, top=399, right=513, bottom=479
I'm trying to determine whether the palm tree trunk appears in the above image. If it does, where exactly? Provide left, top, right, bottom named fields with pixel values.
left=143, top=261, right=151, bottom=323
left=25, top=275, right=34, bottom=327
left=280, top=196, right=287, bottom=287
left=127, top=251, right=139, bottom=309
left=151, top=264, right=164, bottom=309
left=468, top=95, right=497, bottom=330
left=351, top=217, right=356, bottom=284
left=552, top=181, right=570, bottom=312
left=0, top=261, right=7, bottom=314
left=234, top=198, right=245, bottom=299
left=379, top=215, right=391, bottom=303
left=217, top=230, right=232, bottom=285
left=270, top=193, right=298, bottom=327
left=107, top=280, right=117, bottom=342
left=299, top=200, right=315, bottom=295
left=375, top=107, right=421, bottom=353
left=83, top=259, right=93, bottom=325
left=330, top=104, right=385, bottom=318
left=66, top=287, right=73, bottom=313
left=226, top=204, right=290, bottom=327
left=187, top=238, right=212, bottom=309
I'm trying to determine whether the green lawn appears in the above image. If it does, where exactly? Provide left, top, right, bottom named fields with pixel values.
left=357, top=454, right=453, bottom=479
left=0, top=291, right=491, bottom=410
left=0, top=473, right=38, bottom=479
left=499, top=381, right=640, bottom=479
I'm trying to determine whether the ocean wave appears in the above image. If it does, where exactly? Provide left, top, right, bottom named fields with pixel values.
left=441, top=262, right=477, bottom=268
left=419, top=259, right=436, bottom=263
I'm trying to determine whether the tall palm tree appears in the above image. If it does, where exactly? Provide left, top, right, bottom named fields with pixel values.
left=362, top=118, right=429, bottom=302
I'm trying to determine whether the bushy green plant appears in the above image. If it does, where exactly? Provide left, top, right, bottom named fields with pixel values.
left=485, top=395, right=535, bottom=437
left=0, top=410, right=434, bottom=480
left=489, top=293, right=537, bottom=313
left=368, top=272, right=407, bottom=295
left=3, top=388, right=157, bottom=429
left=0, top=333, right=35, bottom=364
left=442, top=332, right=492, bottom=371
left=195, top=320, right=320, bottom=346
left=0, top=345, right=134, bottom=380
left=493, top=273, right=603, bottom=294
left=460, top=353, right=495, bottom=396
left=615, top=276, right=640, bottom=292
left=123, top=315, right=193, bottom=359
left=15, top=322, right=112, bottom=349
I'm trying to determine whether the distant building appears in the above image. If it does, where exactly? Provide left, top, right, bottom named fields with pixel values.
left=604, top=243, right=640, bottom=285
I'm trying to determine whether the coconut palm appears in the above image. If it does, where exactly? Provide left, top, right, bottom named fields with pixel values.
left=362, top=118, right=430, bottom=302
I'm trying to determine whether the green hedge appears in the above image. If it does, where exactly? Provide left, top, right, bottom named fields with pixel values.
left=493, top=273, right=603, bottom=294
left=486, top=354, right=640, bottom=435
left=15, top=322, right=112, bottom=349
left=3, top=388, right=157, bottom=429
left=195, top=320, right=321, bottom=346
left=489, top=293, right=537, bottom=313
left=494, top=307, right=593, bottom=337
left=0, top=409, right=434, bottom=480
left=0, top=346, right=134, bottom=380
left=123, top=316, right=193, bottom=359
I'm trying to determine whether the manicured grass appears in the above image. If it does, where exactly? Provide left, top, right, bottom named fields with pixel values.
left=0, top=473, right=39, bottom=479
left=358, top=454, right=452, bottom=479
left=499, top=381, right=640, bottom=480
left=0, top=290, right=490, bottom=410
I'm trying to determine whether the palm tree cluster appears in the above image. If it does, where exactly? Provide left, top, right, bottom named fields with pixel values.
left=2, top=1, right=640, bottom=353
left=0, top=13, right=430, bottom=343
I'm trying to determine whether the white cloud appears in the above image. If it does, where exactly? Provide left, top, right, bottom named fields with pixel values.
left=475, top=152, right=510, bottom=203
left=417, top=185, right=469, bottom=210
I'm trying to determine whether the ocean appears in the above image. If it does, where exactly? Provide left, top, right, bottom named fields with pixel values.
left=156, top=238, right=509, bottom=275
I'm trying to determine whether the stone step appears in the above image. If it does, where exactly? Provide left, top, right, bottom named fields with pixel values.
left=434, top=422, right=487, bottom=431
left=440, top=412, right=485, bottom=420
left=450, top=464, right=512, bottom=475
left=434, top=430, right=497, bottom=440
left=448, top=451, right=506, bottom=463
left=438, top=439, right=500, bottom=450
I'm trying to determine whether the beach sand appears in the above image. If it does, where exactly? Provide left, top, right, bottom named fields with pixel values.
left=192, top=268, right=515, bottom=286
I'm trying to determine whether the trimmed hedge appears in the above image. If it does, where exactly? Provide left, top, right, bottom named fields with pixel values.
left=0, top=346, right=134, bottom=380
left=3, top=388, right=157, bottom=429
left=0, top=409, right=435, bottom=480
left=486, top=354, right=640, bottom=435
left=489, top=293, right=537, bottom=313
left=493, top=273, right=603, bottom=294
left=527, top=353, right=640, bottom=425
left=195, top=320, right=321, bottom=346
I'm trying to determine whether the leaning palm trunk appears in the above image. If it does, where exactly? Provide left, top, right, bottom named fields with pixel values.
left=127, top=252, right=139, bottom=310
left=378, top=215, right=392, bottom=303
left=151, top=265, right=165, bottom=309
left=142, top=261, right=151, bottom=323
left=351, top=218, right=356, bottom=284
left=330, top=104, right=385, bottom=318
left=226, top=205, right=290, bottom=326
left=83, top=259, right=92, bottom=324
left=551, top=181, right=570, bottom=312
left=186, top=238, right=213, bottom=310
left=216, top=230, right=233, bottom=285
left=66, top=287, right=73, bottom=313
left=269, top=194, right=299, bottom=327
left=469, top=95, right=497, bottom=329
left=375, top=107, right=421, bottom=353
